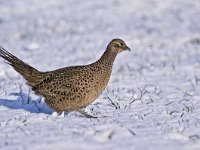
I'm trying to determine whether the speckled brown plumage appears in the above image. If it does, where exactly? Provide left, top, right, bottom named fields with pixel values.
left=0, top=39, right=130, bottom=114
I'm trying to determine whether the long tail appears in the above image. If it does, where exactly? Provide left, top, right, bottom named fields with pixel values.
left=0, top=45, right=42, bottom=87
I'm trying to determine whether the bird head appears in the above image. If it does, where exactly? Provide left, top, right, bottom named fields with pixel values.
left=107, top=39, right=131, bottom=53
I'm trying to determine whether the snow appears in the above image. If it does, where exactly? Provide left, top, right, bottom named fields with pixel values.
left=0, top=0, right=200, bottom=150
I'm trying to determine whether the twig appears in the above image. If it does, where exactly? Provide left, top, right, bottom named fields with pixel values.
left=127, top=128, right=136, bottom=136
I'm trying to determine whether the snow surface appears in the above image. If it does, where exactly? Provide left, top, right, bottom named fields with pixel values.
left=0, top=0, right=200, bottom=150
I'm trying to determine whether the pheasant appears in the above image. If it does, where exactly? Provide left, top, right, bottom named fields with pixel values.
left=0, top=39, right=130, bottom=117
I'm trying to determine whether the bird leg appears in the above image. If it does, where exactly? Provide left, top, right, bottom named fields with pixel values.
left=78, top=110, right=97, bottom=118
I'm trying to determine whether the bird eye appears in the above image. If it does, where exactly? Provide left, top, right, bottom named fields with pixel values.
left=119, top=42, right=123, bottom=46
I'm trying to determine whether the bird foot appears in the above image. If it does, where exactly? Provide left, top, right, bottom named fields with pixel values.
left=78, top=110, right=97, bottom=118
left=52, top=111, right=65, bottom=118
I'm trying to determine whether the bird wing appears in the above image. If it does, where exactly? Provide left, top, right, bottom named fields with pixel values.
left=32, top=66, right=88, bottom=98
left=32, top=67, right=91, bottom=112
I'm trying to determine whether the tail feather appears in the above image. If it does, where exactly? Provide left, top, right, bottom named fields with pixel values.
left=0, top=45, right=42, bottom=87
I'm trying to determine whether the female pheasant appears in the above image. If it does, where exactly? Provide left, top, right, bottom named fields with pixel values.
left=0, top=39, right=130, bottom=117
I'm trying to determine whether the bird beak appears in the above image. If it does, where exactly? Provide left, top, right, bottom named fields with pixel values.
left=125, top=46, right=131, bottom=51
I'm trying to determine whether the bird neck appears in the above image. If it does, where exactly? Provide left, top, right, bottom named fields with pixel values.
left=98, top=49, right=118, bottom=65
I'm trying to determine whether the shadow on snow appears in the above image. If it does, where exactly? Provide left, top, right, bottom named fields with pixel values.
left=0, top=92, right=52, bottom=115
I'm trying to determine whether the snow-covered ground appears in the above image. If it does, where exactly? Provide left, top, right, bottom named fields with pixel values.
left=0, top=0, right=200, bottom=149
